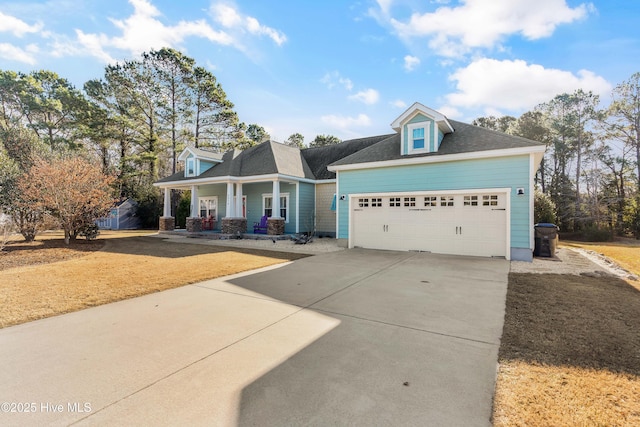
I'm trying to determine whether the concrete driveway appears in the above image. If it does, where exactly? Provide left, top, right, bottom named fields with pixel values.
left=0, top=249, right=509, bottom=426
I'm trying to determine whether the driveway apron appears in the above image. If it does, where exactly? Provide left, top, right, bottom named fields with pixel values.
left=0, top=249, right=509, bottom=426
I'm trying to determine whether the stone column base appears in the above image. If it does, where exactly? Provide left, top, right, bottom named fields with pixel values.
left=159, top=216, right=175, bottom=231
left=186, top=217, right=203, bottom=232
left=267, top=218, right=285, bottom=235
left=221, top=218, right=247, bottom=235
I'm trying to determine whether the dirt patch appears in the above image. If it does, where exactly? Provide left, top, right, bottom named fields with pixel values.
left=0, top=233, right=306, bottom=329
left=493, top=273, right=640, bottom=426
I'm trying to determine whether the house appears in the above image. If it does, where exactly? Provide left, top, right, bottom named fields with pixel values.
left=96, top=198, right=140, bottom=230
left=154, top=103, right=545, bottom=261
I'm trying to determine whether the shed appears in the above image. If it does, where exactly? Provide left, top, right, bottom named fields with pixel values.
left=96, top=199, right=140, bottom=230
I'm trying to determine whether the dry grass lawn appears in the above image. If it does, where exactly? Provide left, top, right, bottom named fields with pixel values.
left=0, top=231, right=306, bottom=328
left=494, top=272, right=640, bottom=426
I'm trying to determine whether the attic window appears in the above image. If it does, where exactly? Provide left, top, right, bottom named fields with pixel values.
left=407, top=121, right=432, bottom=154
left=186, top=158, right=195, bottom=176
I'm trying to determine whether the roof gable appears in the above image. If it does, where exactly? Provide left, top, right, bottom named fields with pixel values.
left=391, top=102, right=454, bottom=134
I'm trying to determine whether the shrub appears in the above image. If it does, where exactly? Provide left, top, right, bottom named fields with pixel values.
left=580, top=225, right=613, bottom=242
left=79, top=223, right=100, bottom=240
left=534, top=190, right=557, bottom=224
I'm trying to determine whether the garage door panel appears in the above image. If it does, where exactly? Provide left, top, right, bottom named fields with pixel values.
left=351, top=192, right=508, bottom=258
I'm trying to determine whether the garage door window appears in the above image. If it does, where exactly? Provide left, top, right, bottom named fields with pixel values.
left=464, top=195, right=479, bottom=206
left=390, top=197, right=401, bottom=207
left=424, top=196, right=437, bottom=207
left=404, top=197, right=416, bottom=207
left=440, top=196, right=454, bottom=207
left=483, top=195, right=499, bottom=206
left=358, top=198, right=369, bottom=208
left=371, top=198, right=382, bottom=207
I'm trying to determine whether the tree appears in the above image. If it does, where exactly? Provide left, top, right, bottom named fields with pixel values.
left=245, top=123, right=268, bottom=144
left=18, top=157, right=115, bottom=244
left=534, top=189, right=557, bottom=224
left=471, top=115, right=516, bottom=133
left=607, top=72, right=640, bottom=189
left=188, top=66, right=240, bottom=149
left=286, top=133, right=304, bottom=148
left=309, top=134, right=341, bottom=147
left=511, top=110, right=552, bottom=192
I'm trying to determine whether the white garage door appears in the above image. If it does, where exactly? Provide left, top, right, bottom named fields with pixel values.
left=350, top=192, right=508, bottom=258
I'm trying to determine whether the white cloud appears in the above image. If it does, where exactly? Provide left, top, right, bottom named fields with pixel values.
left=403, top=55, right=420, bottom=71
left=436, top=105, right=462, bottom=119
left=445, top=58, right=612, bottom=112
left=388, top=0, right=592, bottom=57
left=0, top=42, right=38, bottom=64
left=210, top=3, right=287, bottom=46
left=0, top=11, right=43, bottom=37
left=320, top=71, right=353, bottom=91
left=321, top=113, right=372, bottom=129
left=348, top=88, right=380, bottom=105
left=390, top=99, right=407, bottom=108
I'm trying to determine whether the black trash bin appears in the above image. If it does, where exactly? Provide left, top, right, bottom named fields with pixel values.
left=534, top=223, right=558, bottom=257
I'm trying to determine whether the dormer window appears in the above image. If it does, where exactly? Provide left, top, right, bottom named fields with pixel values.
left=391, top=103, right=454, bottom=157
left=407, top=122, right=431, bottom=154
left=186, top=158, right=195, bottom=176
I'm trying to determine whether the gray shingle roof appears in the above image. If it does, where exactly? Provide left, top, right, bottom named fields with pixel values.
left=156, top=121, right=544, bottom=185
left=301, top=134, right=394, bottom=180
left=156, top=140, right=315, bottom=184
left=330, top=120, right=545, bottom=167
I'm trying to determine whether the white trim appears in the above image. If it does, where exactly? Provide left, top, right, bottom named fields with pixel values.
left=335, top=171, right=340, bottom=240
left=347, top=188, right=512, bottom=260
left=295, top=182, right=300, bottom=233
left=391, top=102, right=454, bottom=133
left=262, top=192, right=290, bottom=223
left=328, top=145, right=546, bottom=172
left=177, top=146, right=223, bottom=163
left=529, top=153, right=535, bottom=251
left=154, top=173, right=318, bottom=189
left=406, top=121, right=432, bottom=155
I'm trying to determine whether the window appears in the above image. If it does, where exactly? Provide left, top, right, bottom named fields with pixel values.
left=263, top=193, right=289, bottom=222
left=464, top=195, right=478, bottom=206
left=389, top=197, right=401, bottom=207
left=412, top=127, right=425, bottom=150
left=199, top=197, right=217, bottom=219
left=371, top=198, right=382, bottom=207
left=483, top=194, right=499, bottom=206
left=186, top=158, right=195, bottom=176
left=404, top=197, right=416, bottom=207
left=358, top=198, right=369, bottom=208
left=424, top=196, right=437, bottom=207
left=407, top=121, right=432, bottom=154
left=440, top=196, right=454, bottom=207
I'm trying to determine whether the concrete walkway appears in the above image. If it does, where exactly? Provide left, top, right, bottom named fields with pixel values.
left=0, top=249, right=509, bottom=426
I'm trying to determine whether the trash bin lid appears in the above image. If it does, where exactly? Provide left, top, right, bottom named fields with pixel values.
left=535, top=223, right=557, bottom=228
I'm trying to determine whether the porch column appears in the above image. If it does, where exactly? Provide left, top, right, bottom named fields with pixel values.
left=190, top=185, right=199, bottom=217
left=158, top=187, right=175, bottom=231
left=163, top=188, right=171, bottom=217
left=225, top=182, right=235, bottom=217
left=268, top=179, right=284, bottom=235
left=272, top=180, right=281, bottom=218
left=185, top=185, right=202, bottom=232
left=235, top=182, right=243, bottom=218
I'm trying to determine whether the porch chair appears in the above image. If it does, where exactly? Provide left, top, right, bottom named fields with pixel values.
left=253, top=215, right=268, bottom=234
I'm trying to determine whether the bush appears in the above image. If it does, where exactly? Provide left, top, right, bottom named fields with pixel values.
left=176, top=192, right=191, bottom=229
left=580, top=225, right=613, bottom=242
left=534, top=190, right=557, bottom=224
left=79, top=223, right=100, bottom=240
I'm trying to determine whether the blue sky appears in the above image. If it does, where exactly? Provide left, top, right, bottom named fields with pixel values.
left=0, top=0, right=638, bottom=144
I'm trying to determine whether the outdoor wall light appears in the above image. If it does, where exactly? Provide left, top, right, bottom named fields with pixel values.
left=340, top=194, right=346, bottom=200
left=516, top=188, right=525, bottom=196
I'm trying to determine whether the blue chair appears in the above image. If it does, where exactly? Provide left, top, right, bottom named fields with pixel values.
left=253, top=215, right=268, bottom=234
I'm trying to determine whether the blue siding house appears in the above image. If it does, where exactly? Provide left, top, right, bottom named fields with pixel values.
left=155, top=103, right=545, bottom=261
